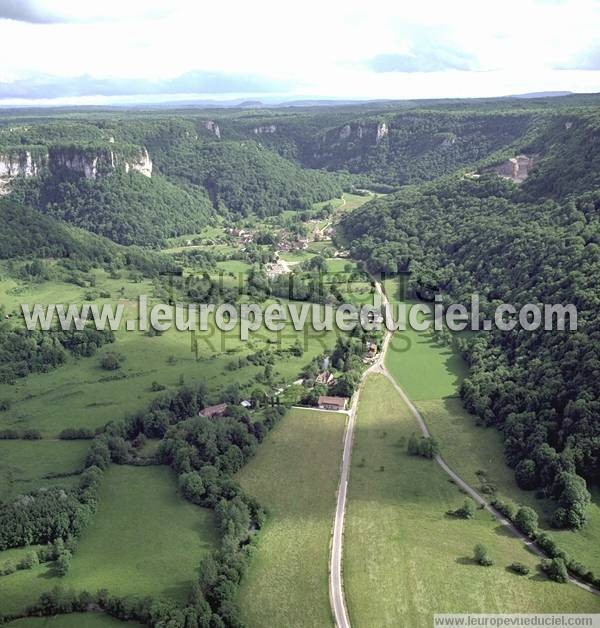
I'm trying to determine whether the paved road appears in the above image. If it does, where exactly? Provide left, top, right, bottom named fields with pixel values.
left=329, top=280, right=393, bottom=628
left=329, top=279, right=598, bottom=628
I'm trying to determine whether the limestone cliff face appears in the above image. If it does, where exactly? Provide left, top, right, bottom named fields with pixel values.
left=123, top=147, right=153, bottom=177
left=0, top=150, right=48, bottom=194
left=0, top=144, right=152, bottom=191
left=204, top=120, right=221, bottom=139
left=335, top=121, right=389, bottom=144
left=482, top=154, right=538, bottom=183
left=253, top=124, right=277, bottom=135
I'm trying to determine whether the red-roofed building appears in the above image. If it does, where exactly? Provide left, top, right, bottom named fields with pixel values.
left=318, top=396, right=348, bottom=411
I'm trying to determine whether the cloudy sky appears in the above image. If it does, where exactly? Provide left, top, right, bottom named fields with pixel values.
left=0, top=0, right=599, bottom=105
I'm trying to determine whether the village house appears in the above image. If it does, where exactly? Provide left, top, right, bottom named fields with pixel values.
left=318, top=396, right=348, bottom=411
left=315, top=370, right=334, bottom=386
left=199, top=403, right=228, bottom=418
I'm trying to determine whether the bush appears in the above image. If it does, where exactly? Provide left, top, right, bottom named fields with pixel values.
left=473, top=544, right=494, bottom=566
left=0, top=399, right=11, bottom=412
left=55, top=550, right=72, bottom=576
left=514, top=506, right=539, bottom=538
left=448, top=499, right=475, bottom=519
left=100, top=352, right=124, bottom=371
left=535, top=532, right=560, bottom=558
left=509, top=562, right=530, bottom=575
left=491, top=498, right=517, bottom=520
left=151, top=381, right=166, bottom=392
left=22, top=428, right=42, bottom=440
left=0, top=429, right=20, bottom=440
left=17, top=552, right=39, bottom=571
left=541, top=557, right=569, bottom=583
left=59, top=427, right=94, bottom=440
left=1, top=560, right=16, bottom=576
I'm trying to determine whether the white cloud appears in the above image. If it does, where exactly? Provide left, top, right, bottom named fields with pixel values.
left=0, top=0, right=598, bottom=103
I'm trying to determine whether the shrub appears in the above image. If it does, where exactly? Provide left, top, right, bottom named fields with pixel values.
left=100, top=352, right=124, bottom=371
left=509, top=562, right=530, bottom=575
left=17, top=552, right=39, bottom=571
left=514, top=506, right=539, bottom=538
left=59, top=427, right=94, bottom=440
left=541, top=557, right=569, bottom=583
left=1, top=560, right=16, bottom=576
left=55, top=550, right=72, bottom=576
left=474, top=544, right=494, bottom=566
left=491, top=498, right=517, bottom=520
left=448, top=499, right=475, bottom=519
left=22, top=428, right=42, bottom=440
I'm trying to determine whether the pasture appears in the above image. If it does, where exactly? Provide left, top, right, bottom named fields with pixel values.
left=236, top=407, right=345, bottom=628
left=344, top=375, right=600, bottom=627
left=0, top=439, right=88, bottom=502
left=0, top=465, right=217, bottom=615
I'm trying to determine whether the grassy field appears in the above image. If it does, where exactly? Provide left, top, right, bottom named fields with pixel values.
left=215, top=259, right=252, bottom=274
left=380, top=274, right=600, bottom=581
left=0, top=440, right=89, bottom=502
left=0, top=287, right=340, bottom=437
left=236, top=407, right=346, bottom=628
left=0, top=465, right=217, bottom=615
left=419, top=397, right=600, bottom=576
left=7, top=614, right=141, bottom=627
left=344, top=375, right=600, bottom=627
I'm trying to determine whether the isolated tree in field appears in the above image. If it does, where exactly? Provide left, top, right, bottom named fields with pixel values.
left=514, top=506, right=539, bottom=537
left=417, top=436, right=439, bottom=459
left=99, top=352, right=124, bottom=370
left=450, top=499, right=475, bottom=519
left=407, top=433, right=420, bottom=455
left=509, top=562, right=530, bottom=575
left=473, top=543, right=494, bottom=566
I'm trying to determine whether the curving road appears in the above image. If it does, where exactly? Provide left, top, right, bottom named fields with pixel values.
left=329, top=280, right=599, bottom=628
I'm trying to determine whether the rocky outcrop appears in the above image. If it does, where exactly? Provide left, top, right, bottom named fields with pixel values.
left=0, top=144, right=152, bottom=190
left=484, top=154, right=538, bottom=183
left=376, top=122, right=389, bottom=143
left=253, top=124, right=277, bottom=135
left=123, top=147, right=153, bottom=177
left=0, top=150, right=48, bottom=194
left=336, top=121, right=389, bottom=143
left=204, top=120, right=221, bottom=139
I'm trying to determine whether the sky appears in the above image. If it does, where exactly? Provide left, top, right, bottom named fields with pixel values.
left=0, top=0, right=599, bottom=105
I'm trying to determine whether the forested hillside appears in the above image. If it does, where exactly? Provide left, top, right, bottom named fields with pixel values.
left=340, top=156, right=600, bottom=528
left=0, top=198, right=178, bottom=275
left=9, top=171, right=214, bottom=247
left=150, top=138, right=342, bottom=217
left=236, top=110, right=535, bottom=187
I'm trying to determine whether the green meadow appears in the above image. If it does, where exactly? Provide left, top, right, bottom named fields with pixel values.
left=380, top=276, right=600, bottom=581
left=0, top=465, right=217, bottom=616
left=0, top=266, right=341, bottom=436
left=0, top=439, right=88, bottom=502
left=344, top=375, right=600, bottom=627
left=236, top=407, right=345, bottom=628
